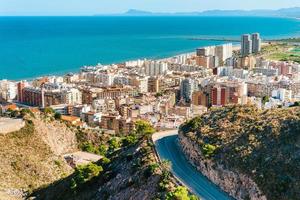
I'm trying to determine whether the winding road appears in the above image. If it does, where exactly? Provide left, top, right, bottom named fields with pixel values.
left=153, top=131, right=233, bottom=200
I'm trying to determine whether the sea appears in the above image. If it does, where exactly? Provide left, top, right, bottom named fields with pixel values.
left=0, top=16, right=299, bottom=80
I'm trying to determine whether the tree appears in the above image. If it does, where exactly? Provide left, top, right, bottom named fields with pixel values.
left=262, top=96, right=270, bottom=105
left=122, top=134, right=138, bottom=147
left=74, top=163, right=103, bottom=185
left=166, top=186, right=199, bottom=200
left=81, top=142, right=99, bottom=154
left=44, top=107, right=55, bottom=115
left=98, top=144, right=107, bottom=156
left=135, top=120, right=155, bottom=138
left=20, top=108, right=34, bottom=118
left=54, top=112, right=62, bottom=120
left=202, top=144, right=217, bottom=158
left=10, top=110, right=19, bottom=118
left=108, top=137, right=121, bottom=151
left=294, top=101, right=300, bottom=107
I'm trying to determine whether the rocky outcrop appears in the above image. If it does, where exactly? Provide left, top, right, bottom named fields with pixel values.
left=178, top=132, right=267, bottom=200
left=33, top=115, right=77, bottom=155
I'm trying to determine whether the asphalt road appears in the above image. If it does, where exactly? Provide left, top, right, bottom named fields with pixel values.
left=155, top=134, right=233, bottom=200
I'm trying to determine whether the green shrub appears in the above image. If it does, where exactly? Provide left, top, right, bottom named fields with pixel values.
left=101, top=157, right=111, bottom=165
left=202, top=144, right=217, bottom=158
left=145, top=163, right=159, bottom=177
left=135, top=120, right=155, bottom=138
left=81, top=142, right=99, bottom=154
left=54, top=112, right=62, bottom=120
left=108, top=137, right=121, bottom=151
left=44, top=107, right=55, bottom=115
left=98, top=144, right=108, bottom=156
left=122, top=134, right=138, bottom=147
left=73, top=163, right=103, bottom=185
left=166, top=186, right=199, bottom=200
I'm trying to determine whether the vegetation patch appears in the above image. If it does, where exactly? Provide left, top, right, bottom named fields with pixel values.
left=180, top=105, right=300, bottom=200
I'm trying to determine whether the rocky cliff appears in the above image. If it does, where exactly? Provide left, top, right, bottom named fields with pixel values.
left=179, top=105, right=300, bottom=200
left=179, top=133, right=266, bottom=200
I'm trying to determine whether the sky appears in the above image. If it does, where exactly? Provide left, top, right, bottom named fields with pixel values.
left=0, top=0, right=300, bottom=16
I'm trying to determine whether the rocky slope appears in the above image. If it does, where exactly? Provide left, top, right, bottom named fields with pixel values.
left=179, top=105, right=300, bottom=200
left=31, top=138, right=179, bottom=200
left=0, top=114, right=77, bottom=199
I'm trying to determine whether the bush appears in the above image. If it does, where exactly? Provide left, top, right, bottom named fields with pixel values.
left=54, top=112, right=62, bottom=120
left=101, top=157, right=111, bottom=165
left=81, top=142, right=99, bottom=154
left=98, top=144, right=107, bottom=156
left=144, top=163, right=160, bottom=178
left=44, top=107, right=55, bottom=115
left=135, top=120, right=155, bottom=138
left=262, top=96, right=270, bottom=105
left=73, top=163, right=103, bottom=186
left=108, top=137, right=121, bottom=151
left=20, top=108, right=34, bottom=118
left=166, top=186, right=199, bottom=200
left=122, top=134, right=138, bottom=147
left=202, top=144, right=217, bottom=158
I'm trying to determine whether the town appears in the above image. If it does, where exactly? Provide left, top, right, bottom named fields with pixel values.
left=1, top=33, right=300, bottom=135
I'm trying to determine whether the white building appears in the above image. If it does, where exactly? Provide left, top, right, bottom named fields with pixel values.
left=0, top=80, right=17, bottom=102
left=251, top=33, right=262, bottom=54
left=215, top=43, right=233, bottom=63
left=272, top=88, right=292, bottom=102
left=180, top=78, right=195, bottom=103
left=241, top=34, right=252, bottom=56
left=144, top=60, right=168, bottom=77
left=95, top=72, right=115, bottom=87
left=113, top=76, right=130, bottom=85
left=62, top=88, right=82, bottom=105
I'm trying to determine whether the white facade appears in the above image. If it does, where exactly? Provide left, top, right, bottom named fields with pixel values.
left=251, top=33, right=262, bottom=53
left=215, top=43, right=233, bottom=63
left=241, top=34, right=252, bottom=56
left=95, top=72, right=115, bottom=87
left=63, top=88, right=82, bottom=105
left=113, top=76, right=130, bottom=85
left=0, top=80, right=17, bottom=102
left=180, top=78, right=195, bottom=103
left=144, top=60, right=168, bottom=77
left=272, top=88, right=292, bottom=102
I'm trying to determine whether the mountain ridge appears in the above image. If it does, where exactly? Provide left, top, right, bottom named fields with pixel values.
left=109, top=7, right=300, bottom=18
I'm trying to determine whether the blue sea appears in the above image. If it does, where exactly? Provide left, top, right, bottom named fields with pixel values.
left=0, top=16, right=299, bottom=80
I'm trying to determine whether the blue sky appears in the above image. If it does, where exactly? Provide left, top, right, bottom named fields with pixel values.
left=1, top=0, right=300, bottom=16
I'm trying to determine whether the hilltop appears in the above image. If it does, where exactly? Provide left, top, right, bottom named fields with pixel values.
left=179, top=105, right=300, bottom=200
left=0, top=112, right=77, bottom=199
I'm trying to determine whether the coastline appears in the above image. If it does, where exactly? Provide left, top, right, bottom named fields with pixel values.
left=3, top=44, right=241, bottom=82
left=0, top=37, right=297, bottom=82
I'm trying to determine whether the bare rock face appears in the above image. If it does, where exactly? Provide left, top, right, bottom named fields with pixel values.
left=178, top=132, right=267, bottom=200
left=33, top=115, right=77, bottom=155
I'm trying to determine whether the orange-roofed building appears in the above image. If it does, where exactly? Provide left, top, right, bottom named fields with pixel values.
left=61, top=115, right=81, bottom=126
left=4, top=104, right=18, bottom=111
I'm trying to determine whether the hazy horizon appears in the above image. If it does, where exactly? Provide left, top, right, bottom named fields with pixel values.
left=1, top=0, right=300, bottom=16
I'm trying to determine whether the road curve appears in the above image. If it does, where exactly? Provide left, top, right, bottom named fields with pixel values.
left=153, top=131, right=233, bottom=200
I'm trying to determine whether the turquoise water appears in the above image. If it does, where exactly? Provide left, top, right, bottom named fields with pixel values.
left=0, top=16, right=299, bottom=80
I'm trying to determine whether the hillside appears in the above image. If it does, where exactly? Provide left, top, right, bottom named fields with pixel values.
left=179, top=105, right=300, bottom=200
left=30, top=120, right=196, bottom=200
left=0, top=113, right=77, bottom=199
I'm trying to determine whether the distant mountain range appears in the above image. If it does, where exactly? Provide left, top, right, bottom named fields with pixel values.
left=117, top=7, right=300, bottom=18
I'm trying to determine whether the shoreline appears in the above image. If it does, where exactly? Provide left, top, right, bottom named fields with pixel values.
left=0, top=43, right=242, bottom=82
left=1, top=36, right=298, bottom=82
